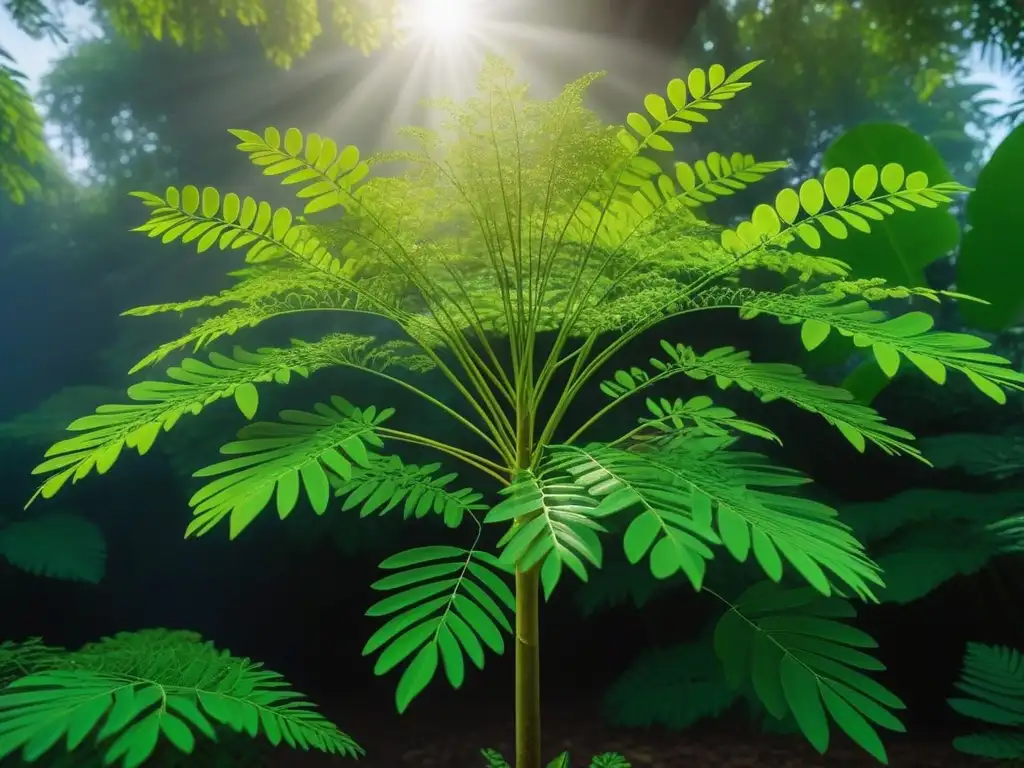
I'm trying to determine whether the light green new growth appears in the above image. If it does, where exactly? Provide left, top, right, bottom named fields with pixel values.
left=18, top=57, right=1024, bottom=767
left=0, top=45, right=46, bottom=203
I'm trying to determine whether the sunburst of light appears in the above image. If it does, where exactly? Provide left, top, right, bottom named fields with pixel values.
left=208, top=0, right=684, bottom=191
left=400, top=0, right=482, bottom=44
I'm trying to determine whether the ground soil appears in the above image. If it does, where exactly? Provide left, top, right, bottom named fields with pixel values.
left=260, top=699, right=996, bottom=768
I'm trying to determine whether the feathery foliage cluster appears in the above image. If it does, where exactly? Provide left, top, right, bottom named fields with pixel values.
left=0, top=511, right=106, bottom=583
left=0, top=45, right=46, bottom=203
left=920, top=432, right=1024, bottom=479
left=0, top=629, right=359, bottom=767
left=19, top=57, right=1024, bottom=766
left=949, top=642, right=1024, bottom=759
left=0, top=0, right=400, bottom=207
left=95, top=0, right=400, bottom=62
left=601, top=473, right=1024, bottom=735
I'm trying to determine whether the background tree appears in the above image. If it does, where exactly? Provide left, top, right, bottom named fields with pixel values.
left=0, top=44, right=47, bottom=201
left=3, top=0, right=1022, bottom=206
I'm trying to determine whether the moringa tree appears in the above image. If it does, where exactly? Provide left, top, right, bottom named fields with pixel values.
left=13, top=57, right=1024, bottom=767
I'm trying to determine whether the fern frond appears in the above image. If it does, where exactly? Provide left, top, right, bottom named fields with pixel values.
left=187, top=396, right=390, bottom=539
left=628, top=394, right=781, bottom=446
left=130, top=187, right=313, bottom=264
left=27, top=339, right=355, bottom=504
left=362, top=545, right=515, bottom=712
left=919, top=432, right=1024, bottom=479
left=0, top=513, right=106, bottom=583
left=838, top=488, right=1020, bottom=603
left=871, top=524, right=999, bottom=605
left=123, top=264, right=343, bottom=318
left=484, top=470, right=613, bottom=599
left=0, top=638, right=64, bottom=687
left=121, top=263, right=406, bottom=372
left=948, top=643, right=1024, bottom=759
left=719, top=164, right=969, bottom=254
left=557, top=64, right=768, bottom=289
left=714, top=582, right=904, bottom=763
left=549, top=442, right=882, bottom=599
left=334, top=456, right=486, bottom=529
left=0, top=53, right=45, bottom=204
left=740, top=289, right=1024, bottom=404
left=130, top=308, right=281, bottom=374
left=604, top=636, right=739, bottom=730
left=842, top=488, right=1024, bottom=545
left=229, top=127, right=370, bottom=215
left=624, top=152, right=789, bottom=218
left=599, top=341, right=918, bottom=459
left=618, top=62, right=763, bottom=156
left=0, top=629, right=361, bottom=767
left=128, top=186, right=396, bottom=320
left=542, top=442, right=719, bottom=591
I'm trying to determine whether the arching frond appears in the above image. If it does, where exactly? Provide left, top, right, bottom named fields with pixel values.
left=0, top=638, right=64, bottom=686
left=625, top=394, right=782, bottom=446
left=123, top=264, right=339, bottom=318
left=122, top=263, right=409, bottom=372
left=0, top=49, right=45, bottom=204
left=0, top=513, right=106, bottom=583
left=621, top=152, right=790, bottom=219
left=484, top=469, right=613, bottom=599
left=228, top=127, right=370, bottom=215
left=128, top=186, right=401, bottom=319
left=736, top=287, right=1024, bottom=403
left=334, top=456, right=486, bottom=529
left=28, top=336, right=370, bottom=503
left=598, top=342, right=918, bottom=459
left=0, top=629, right=361, bottom=767
left=127, top=304, right=315, bottom=373
left=131, top=187, right=317, bottom=264
left=362, top=545, right=515, bottom=712
left=948, top=643, right=1024, bottom=759
left=719, top=164, right=969, bottom=255
left=546, top=443, right=882, bottom=600
left=618, top=62, right=764, bottom=157
left=714, top=583, right=904, bottom=763
left=187, top=396, right=390, bottom=538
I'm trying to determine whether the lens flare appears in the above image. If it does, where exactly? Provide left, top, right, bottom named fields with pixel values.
left=401, top=0, right=479, bottom=42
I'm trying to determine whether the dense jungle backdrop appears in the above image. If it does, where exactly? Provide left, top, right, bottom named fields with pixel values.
left=2, top=0, right=1024, bottom=766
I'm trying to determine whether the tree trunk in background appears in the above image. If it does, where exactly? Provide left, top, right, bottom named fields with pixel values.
left=532, top=0, right=715, bottom=120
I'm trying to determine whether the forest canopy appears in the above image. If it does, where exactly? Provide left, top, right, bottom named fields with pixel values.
left=2, top=0, right=1023, bottom=200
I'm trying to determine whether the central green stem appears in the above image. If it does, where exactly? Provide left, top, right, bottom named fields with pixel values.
left=513, top=365, right=542, bottom=768
left=514, top=564, right=542, bottom=768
